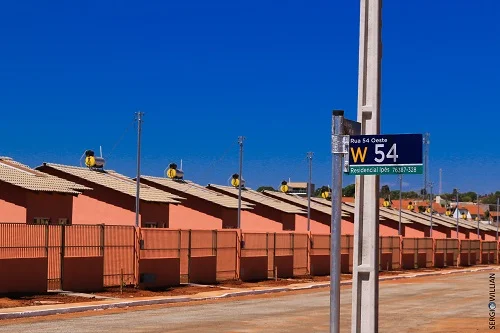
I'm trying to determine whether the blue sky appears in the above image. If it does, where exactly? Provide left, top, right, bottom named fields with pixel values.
left=0, top=1, right=498, bottom=194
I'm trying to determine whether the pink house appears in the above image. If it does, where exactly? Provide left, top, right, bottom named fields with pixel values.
left=0, top=157, right=89, bottom=224
left=37, top=163, right=185, bottom=227
left=207, top=184, right=307, bottom=232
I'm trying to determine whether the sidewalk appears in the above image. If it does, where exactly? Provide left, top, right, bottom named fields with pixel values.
left=1, top=265, right=498, bottom=320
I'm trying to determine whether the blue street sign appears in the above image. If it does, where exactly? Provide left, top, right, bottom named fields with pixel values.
left=346, top=134, right=423, bottom=175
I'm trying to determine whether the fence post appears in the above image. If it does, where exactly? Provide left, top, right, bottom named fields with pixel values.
left=291, top=233, right=295, bottom=276
left=273, top=232, right=277, bottom=279
left=60, top=224, right=66, bottom=290
left=100, top=224, right=105, bottom=257
left=235, top=230, right=239, bottom=279
left=414, top=239, right=418, bottom=269
left=178, top=229, right=181, bottom=260
left=45, top=224, right=49, bottom=258
left=187, top=229, right=192, bottom=283
left=213, top=230, right=218, bottom=280
left=306, top=232, right=310, bottom=276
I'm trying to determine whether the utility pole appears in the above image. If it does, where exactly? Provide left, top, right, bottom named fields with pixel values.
left=330, top=111, right=345, bottom=333
left=429, top=182, right=434, bottom=237
left=352, top=0, right=382, bottom=332
left=477, top=192, right=480, bottom=239
left=456, top=189, right=460, bottom=239
left=439, top=168, right=442, bottom=195
left=497, top=197, right=499, bottom=241
left=237, top=136, right=245, bottom=229
left=399, top=174, right=402, bottom=236
left=423, top=133, right=430, bottom=199
left=135, top=111, right=143, bottom=228
left=307, top=152, right=313, bottom=232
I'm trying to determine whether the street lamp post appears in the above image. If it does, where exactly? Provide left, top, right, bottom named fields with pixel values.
left=477, top=192, right=480, bottom=239
left=429, top=182, right=433, bottom=237
left=456, top=189, right=460, bottom=238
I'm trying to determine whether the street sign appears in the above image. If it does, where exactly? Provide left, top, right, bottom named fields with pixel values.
left=343, top=119, right=361, bottom=136
left=345, top=134, right=423, bottom=175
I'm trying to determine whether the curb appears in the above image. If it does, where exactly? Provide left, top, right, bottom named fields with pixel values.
left=1, top=266, right=498, bottom=320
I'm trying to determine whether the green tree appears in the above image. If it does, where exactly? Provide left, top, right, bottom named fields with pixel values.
left=380, top=185, right=390, bottom=199
left=342, top=184, right=356, bottom=197
left=256, top=186, right=275, bottom=192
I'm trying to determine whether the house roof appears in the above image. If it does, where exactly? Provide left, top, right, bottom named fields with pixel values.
left=262, top=190, right=349, bottom=218
left=39, top=163, right=183, bottom=204
left=141, top=176, right=254, bottom=210
left=287, top=182, right=309, bottom=188
left=0, top=157, right=90, bottom=195
left=207, top=184, right=306, bottom=214
left=456, top=204, right=485, bottom=216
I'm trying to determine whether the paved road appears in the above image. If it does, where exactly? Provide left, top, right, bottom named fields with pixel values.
left=0, top=271, right=494, bottom=332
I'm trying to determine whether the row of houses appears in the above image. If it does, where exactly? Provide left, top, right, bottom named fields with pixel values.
left=0, top=156, right=498, bottom=240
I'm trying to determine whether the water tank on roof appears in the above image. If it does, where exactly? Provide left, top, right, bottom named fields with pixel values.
left=231, top=174, right=245, bottom=188
left=84, top=150, right=105, bottom=169
left=165, top=163, right=184, bottom=179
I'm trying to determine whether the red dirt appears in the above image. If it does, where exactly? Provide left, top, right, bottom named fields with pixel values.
left=93, top=285, right=224, bottom=298
left=0, top=294, right=100, bottom=309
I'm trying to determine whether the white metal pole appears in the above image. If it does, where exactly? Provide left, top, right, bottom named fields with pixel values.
left=399, top=174, right=402, bottom=235
left=429, top=183, right=433, bottom=237
left=352, top=0, right=382, bottom=331
left=237, top=136, right=244, bottom=229
left=330, top=111, right=345, bottom=333
left=135, top=111, right=143, bottom=228
left=307, top=152, right=313, bottom=232
left=456, top=190, right=459, bottom=238
left=497, top=197, right=499, bottom=241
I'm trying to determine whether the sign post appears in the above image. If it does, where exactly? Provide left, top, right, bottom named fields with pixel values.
left=330, top=110, right=350, bottom=333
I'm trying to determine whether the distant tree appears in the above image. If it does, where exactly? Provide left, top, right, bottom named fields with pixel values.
left=401, top=191, right=420, bottom=199
left=420, top=188, right=427, bottom=196
left=390, top=190, right=401, bottom=198
left=380, top=185, right=390, bottom=199
left=256, top=186, right=275, bottom=192
left=342, top=184, right=356, bottom=197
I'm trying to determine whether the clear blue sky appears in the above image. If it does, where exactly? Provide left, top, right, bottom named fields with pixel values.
left=0, top=1, right=498, bottom=194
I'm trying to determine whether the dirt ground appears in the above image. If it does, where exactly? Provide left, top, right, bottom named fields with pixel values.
left=93, top=285, right=224, bottom=298
left=0, top=293, right=100, bottom=309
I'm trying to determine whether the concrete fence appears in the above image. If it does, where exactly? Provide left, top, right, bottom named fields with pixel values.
left=0, top=223, right=499, bottom=294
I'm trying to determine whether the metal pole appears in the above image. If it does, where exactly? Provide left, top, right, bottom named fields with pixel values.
left=352, top=0, right=381, bottom=331
left=307, top=152, right=313, bottom=232
left=496, top=197, right=499, bottom=241
left=237, top=136, right=244, bottom=229
left=429, top=182, right=433, bottom=237
left=477, top=192, right=480, bottom=239
left=135, top=111, right=143, bottom=228
left=398, top=174, right=402, bottom=236
left=330, top=110, right=345, bottom=333
left=456, top=190, right=459, bottom=238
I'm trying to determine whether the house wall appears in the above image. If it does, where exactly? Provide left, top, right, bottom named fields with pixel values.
left=242, top=210, right=283, bottom=231
left=72, top=194, right=136, bottom=225
left=169, top=204, right=222, bottom=229
left=379, top=220, right=401, bottom=237
left=26, top=192, right=73, bottom=225
left=0, top=181, right=26, bottom=223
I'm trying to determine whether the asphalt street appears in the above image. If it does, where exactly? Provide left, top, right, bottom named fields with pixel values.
left=0, top=271, right=493, bottom=333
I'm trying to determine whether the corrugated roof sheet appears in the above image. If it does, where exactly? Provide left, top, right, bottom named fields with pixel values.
left=40, top=163, right=183, bottom=204
left=141, top=176, right=254, bottom=209
left=207, top=184, right=306, bottom=214
left=262, top=190, right=349, bottom=218
left=0, top=157, right=89, bottom=194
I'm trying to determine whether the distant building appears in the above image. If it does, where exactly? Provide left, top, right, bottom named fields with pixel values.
left=286, top=182, right=315, bottom=197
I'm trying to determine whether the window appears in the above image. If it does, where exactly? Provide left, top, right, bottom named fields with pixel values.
left=58, top=218, right=70, bottom=225
left=144, top=222, right=157, bottom=228
left=32, top=217, right=50, bottom=225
